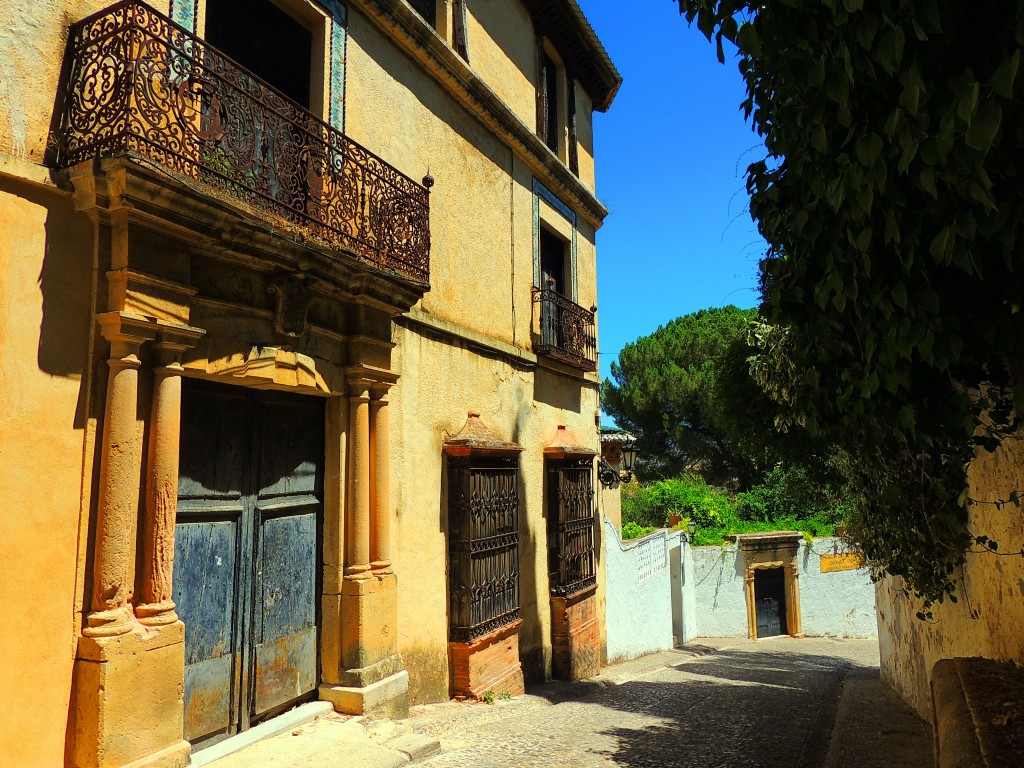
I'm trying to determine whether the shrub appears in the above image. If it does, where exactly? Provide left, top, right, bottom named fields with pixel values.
left=621, top=521, right=656, bottom=540
left=622, top=474, right=735, bottom=529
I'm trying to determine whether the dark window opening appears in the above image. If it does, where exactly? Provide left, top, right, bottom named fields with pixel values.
left=540, top=227, right=567, bottom=295
left=547, top=457, right=596, bottom=596
left=205, top=0, right=313, bottom=109
left=452, top=0, right=469, bottom=60
left=447, top=456, right=521, bottom=643
left=567, top=77, right=579, bottom=175
left=540, top=50, right=559, bottom=152
left=408, top=0, right=437, bottom=27
left=754, top=567, right=788, bottom=638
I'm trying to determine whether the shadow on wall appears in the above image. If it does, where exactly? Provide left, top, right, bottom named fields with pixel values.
left=533, top=366, right=584, bottom=413
left=6, top=173, right=95, bottom=414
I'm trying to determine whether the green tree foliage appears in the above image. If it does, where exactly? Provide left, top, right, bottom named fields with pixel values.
left=620, top=471, right=847, bottom=543
left=602, top=306, right=824, bottom=488
left=602, top=307, right=765, bottom=486
left=676, top=0, right=1024, bottom=604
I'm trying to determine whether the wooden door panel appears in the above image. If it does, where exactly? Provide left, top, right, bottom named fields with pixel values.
left=257, top=399, right=323, bottom=498
left=176, top=381, right=323, bottom=744
left=250, top=494, right=320, bottom=713
left=174, top=516, right=242, bottom=742
left=178, top=390, right=247, bottom=500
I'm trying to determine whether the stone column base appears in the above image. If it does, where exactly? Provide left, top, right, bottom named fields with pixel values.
left=449, top=620, right=525, bottom=700
left=551, top=587, right=601, bottom=681
left=73, top=622, right=189, bottom=768
left=320, top=670, right=410, bottom=719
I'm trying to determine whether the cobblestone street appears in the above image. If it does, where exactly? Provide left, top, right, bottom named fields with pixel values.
left=403, top=637, right=931, bottom=768
left=203, top=637, right=933, bottom=768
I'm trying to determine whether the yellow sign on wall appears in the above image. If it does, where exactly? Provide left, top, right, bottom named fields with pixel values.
left=820, top=552, right=867, bottom=573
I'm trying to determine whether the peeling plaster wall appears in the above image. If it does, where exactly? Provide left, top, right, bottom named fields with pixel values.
left=0, top=0, right=108, bottom=161
left=390, top=327, right=603, bottom=702
left=0, top=169, right=95, bottom=767
left=875, top=384, right=1024, bottom=721
left=345, top=2, right=607, bottom=704
left=691, top=544, right=748, bottom=638
left=344, top=6, right=599, bottom=350
left=604, top=522, right=678, bottom=662
left=798, top=539, right=877, bottom=638
left=689, top=539, right=877, bottom=640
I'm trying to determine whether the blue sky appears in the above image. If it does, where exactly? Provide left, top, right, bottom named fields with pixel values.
left=577, top=1, right=767, bottom=394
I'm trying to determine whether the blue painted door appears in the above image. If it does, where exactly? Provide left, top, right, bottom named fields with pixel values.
left=174, top=380, right=324, bottom=748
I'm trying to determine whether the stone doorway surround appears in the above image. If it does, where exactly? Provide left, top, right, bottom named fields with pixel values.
left=736, top=532, right=804, bottom=640
left=67, top=157, right=425, bottom=768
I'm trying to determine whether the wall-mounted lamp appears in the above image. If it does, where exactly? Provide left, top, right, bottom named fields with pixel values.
left=687, top=519, right=697, bottom=538
left=598, top=441, right=639, bottom=489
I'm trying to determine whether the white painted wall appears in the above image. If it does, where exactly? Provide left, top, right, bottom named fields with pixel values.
left=799, top=538, right=877, bottom=637
left=603, top=520, right=678, bottom=662
left=687, top=537, right=877, bottom=639
left=691, top=544, right=749, bottom=637
left=677, top=537, right=698, bottom=644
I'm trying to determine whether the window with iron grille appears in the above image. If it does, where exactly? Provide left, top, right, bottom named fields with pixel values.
left=447, top=455, right=521, bottom=642
left=547, top=457, right=596, bottom=596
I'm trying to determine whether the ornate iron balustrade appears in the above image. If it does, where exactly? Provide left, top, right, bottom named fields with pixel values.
left=533, top=289, right=597, bottom=371
left=447, top=456, right=521, bottom=643
left=55, top=0, right=430, bottom=283
left=547, top=457, right=597, bottom=597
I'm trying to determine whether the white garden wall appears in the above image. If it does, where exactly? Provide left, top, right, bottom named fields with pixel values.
left=689, top=537, right=876, bottom=638
left=603, top=520, right=680, bottom=662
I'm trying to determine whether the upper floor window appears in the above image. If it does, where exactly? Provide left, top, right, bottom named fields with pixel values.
left=537, top=41, right=579, bottom=175
left=408, top=0, right=436, bottom=27
left=205, top=0, right=314, bottom=109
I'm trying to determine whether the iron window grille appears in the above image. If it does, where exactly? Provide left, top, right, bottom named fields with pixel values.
left=547, top=456, right=597, bottom=596
left=447, top=455, right=522, bottom=643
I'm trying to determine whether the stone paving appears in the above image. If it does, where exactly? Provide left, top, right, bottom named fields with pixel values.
left=203, top=636, right=934, bottom=768
left=404, top=636, right=931, bottom=768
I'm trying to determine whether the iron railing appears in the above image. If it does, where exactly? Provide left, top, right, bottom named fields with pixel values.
left=55, top=0, right=430, bottom=283
left=447, top=456, right=521, bottom=643
left=533, top=289, right=597, bottom=371
left=547, top=458, right=596, bottom=597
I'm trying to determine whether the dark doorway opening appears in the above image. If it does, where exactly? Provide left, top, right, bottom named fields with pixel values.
left=205, top=0, right=313, bottom=108
left=540, top=228, right=567, bottom=296
left=753, top=567, right=787, bottom=638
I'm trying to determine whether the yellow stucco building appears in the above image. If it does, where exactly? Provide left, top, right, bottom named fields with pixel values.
left=0, top=0, right=620, bottom=766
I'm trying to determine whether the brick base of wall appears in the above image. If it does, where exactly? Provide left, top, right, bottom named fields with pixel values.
left=551, top=587, right=601, bottom=681
left=449, top=620, right=525, bottom=699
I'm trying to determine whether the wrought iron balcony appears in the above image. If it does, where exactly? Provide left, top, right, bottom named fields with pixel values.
left=55, top=0, right=430, bottom=284
left=533, top=289, right=597, bottom=371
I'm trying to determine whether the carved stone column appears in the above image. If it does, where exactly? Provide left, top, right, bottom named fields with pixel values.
left=744, top=568, right=758, bottom=641
left=785, top=564, right=804, bottom=637
left=345, top=380, right=373, bottom=580
left=84, top=314, right=151, bottom=637
left=137, top=333, right=201, bottom=626
left=370, top=386, right=392, bottom=576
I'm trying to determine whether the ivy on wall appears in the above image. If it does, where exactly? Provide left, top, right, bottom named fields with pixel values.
left=676, top=0, right=1024, bottom=606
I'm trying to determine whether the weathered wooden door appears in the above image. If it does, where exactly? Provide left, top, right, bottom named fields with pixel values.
left=173, top=380, right=324, bottom=748
left=754, top=568, right=787, bottom=638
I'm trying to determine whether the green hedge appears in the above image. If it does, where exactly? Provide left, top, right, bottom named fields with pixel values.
left=620, top=468, right=852, bottom=544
